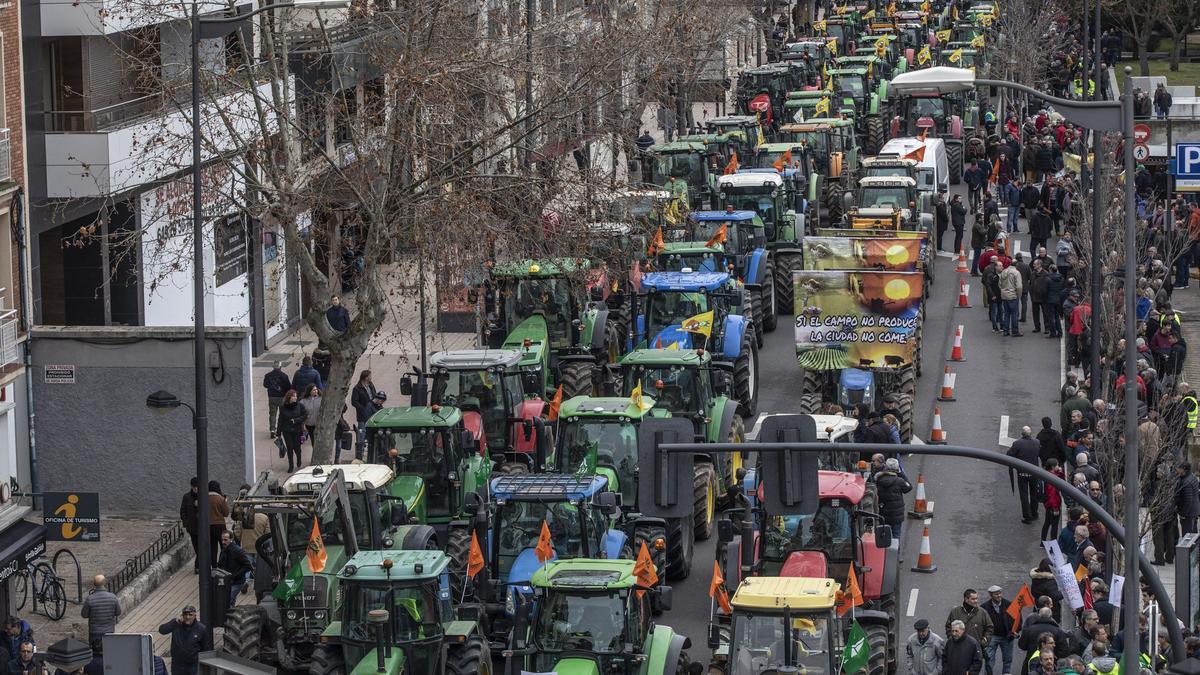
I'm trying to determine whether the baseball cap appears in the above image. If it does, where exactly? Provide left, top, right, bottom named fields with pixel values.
left=182, top=605, right=197, bottom=614
left=915, top=619, right=930, bottom=630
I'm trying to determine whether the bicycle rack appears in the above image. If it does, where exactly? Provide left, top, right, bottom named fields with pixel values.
left=51, top=549, right=83, bottom=605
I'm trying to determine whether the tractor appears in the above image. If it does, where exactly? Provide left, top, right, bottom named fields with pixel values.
left=783, top=90, right=833, bottom=124
left=782, top=39, right=835, bottom=73
left=308, top=550, right=489, bottom=675
left=683, top=208, right=776, bottom=340
left=705, top=115, right=765, bottom=142
left=854, top=34, right=908, bottom=75
left=646, top=141, right=721, bottom=210
left=736, top=63, right=816, bottom=130
left=481, top=258, right=624, bottom=398
left=825, top=62, right=890, bottom=155
left=887, top=74, right=980, bottom=184
left=778, top=119, right=862, bottom=222
left=504, top=559, right=701, bottom=675
left=860, top=154, right=920, bottom=181
left=939, top=44, right=981, bottom=70
left=635, top=271, right=759, bottom=416
left=221, top=467, right=440, bottom=672
left=677, top=130, right=754, bottom=169
left=843, top=176, right=932, bottom=233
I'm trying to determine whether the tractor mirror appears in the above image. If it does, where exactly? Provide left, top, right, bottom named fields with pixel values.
left=758, top=415, right=820, bottom=516
left=717, top=518, right=736, bottom=544
left=873, top=524, right=893, bottom=549
left=657, top=585, right=673, bottom=612
left=399, top=376, right=413, bottom=397
left=636, top=418, right=695, bottom=519
left=596, top=491, right=619, bottom=514
left=522, top=419, right=534, bottom=442
left=390, top=501, right=409, bottom=527
left=464, top=491, right=484, bottom=513
left=462, top=429, right=477, bottom=452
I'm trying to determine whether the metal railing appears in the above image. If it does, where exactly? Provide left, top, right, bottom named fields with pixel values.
left=290, top=12, right=398, bottom=51
left=108, top=521, right=187, bottom=597
left=0, top=309, right=18, bottom=368
left=0, top=129, right=11, bottom=183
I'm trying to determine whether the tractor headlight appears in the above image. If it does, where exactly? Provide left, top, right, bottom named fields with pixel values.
left=286, top=611, right=298, bottom=621
left=313, top=610, right=327, bottom=620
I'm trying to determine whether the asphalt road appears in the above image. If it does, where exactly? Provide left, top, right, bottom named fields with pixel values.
left=661, top=186, right=1071, bottom=673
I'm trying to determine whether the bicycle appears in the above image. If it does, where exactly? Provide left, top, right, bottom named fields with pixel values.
left=14, top=560, right=66, bottom=620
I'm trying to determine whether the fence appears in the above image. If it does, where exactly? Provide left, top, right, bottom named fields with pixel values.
left=108, top=522, right=187, bottom=597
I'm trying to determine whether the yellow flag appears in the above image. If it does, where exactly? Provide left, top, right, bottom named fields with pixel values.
left=917, top=45, right=931, bottom=65
left=935, top=29, right=951, bottom=42
left=920, top=0, right=930, bottom=11
left=824, top=75, right=834, bottom=92
left=835, top=4, right=847, bottom=14
left=886, top=0, right=896, bottom=15
left=813, top=19, right=827, bottom=32
left=971, top=33, right=985, bottom=48
left=680, top=310, right=715, bottom=337
left=862, top=8, right=876, bottom=19
left=948, top=48, right=963, bottom=63
left=815, top=97, right=831, bottom=116
left=875, top=39, right=887, bottom=57
left=826, top=37, right=838, bottom=55
left=979, top=13, right=993, bottom=26
left=631, top=381, right=654, bottom=411
left=666, top=342, right=681, bottom=350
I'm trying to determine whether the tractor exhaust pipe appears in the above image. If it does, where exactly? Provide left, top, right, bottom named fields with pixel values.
left=369, top=609, right=389, bottom=672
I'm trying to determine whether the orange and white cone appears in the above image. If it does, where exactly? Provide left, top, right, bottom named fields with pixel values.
left=910, top=525, right=938, bottom=573
left=956, top=280, right=972, bottom=308
left=937, top=366, right=956, bottom=401
left=929, top=407, right=947, bottom=444
left=956, top=248, right=969, bottom=273
left=908, top=473, right=934, bottom=518
left=948, top=325, right=965, bottom=362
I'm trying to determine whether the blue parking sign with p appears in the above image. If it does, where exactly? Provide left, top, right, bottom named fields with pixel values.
left=1172, top=143, right=1200, bottom=177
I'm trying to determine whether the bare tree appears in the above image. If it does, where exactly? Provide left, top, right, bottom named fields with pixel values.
left=1159, top=0, right=1199, bottom=72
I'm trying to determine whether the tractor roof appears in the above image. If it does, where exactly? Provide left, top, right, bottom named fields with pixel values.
left=588, top=221, right=634, bottom=236
left=863, top=155, right=918, bottom=168
left=786, top=90, right=826, bottom=100
left=559, top=395, right=655, bottom=419
left=366, top=405, right=463, bottom=429
left=649, top=141, right=708, bottom=153
left=820, top=470, right=867, bottom=503
left=829, top=66, right=869, bottom=75
left=858, top=175, right=917, bottom=188
left=843, top=54, right=882, bottom=64
left=692, top=207, right=760, bottom=220
left=491, top=258, right=590, bottom=277
left=879, top=137, right=936, bottom=158
left=531, top=559, right=637, bottom=590
left=732, top=577, right=840, bottom=611
left=658, top=241, right=723, bottom=255
left=339, top=549, right=449, bottom=581
left=810, top=414, right=860, bottom=441
left=619, top=348, right=710, bottom=367
left=490, top=473, right=610, bottom=502
left=283, top=464, right=396, bottom=493
left=707, top=115, right=759, bottom=125
left=429, top=349, right=523, bottom=371
left=641, top=271, right=731, bottom=292
left=757, top=142, right=810, bottom=153
left=718, top=173, right=783, bottom=189
left=744, top=64, right=791, bottom=75
left=780, top=119, right=851, bottom=132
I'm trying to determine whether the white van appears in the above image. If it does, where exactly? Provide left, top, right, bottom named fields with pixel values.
left=878, top=136, right=949, bottom=198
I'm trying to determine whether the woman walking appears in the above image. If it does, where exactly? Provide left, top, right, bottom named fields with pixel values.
left=278, top=389, right=308, bottom=472
left=300, top=384, right=322, bottom=451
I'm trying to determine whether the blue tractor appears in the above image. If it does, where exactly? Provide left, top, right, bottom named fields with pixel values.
left=635, top=271, right=759, bottom=416
left=685, top=209, right=776, bottom=345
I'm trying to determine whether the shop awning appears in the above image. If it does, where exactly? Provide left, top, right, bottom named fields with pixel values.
left=0, top=521, right=46, bottom=584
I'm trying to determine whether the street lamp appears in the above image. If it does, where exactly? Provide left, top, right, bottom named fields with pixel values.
left=890, top=65, right=1144, bottom=671
left=177, top=0, right=349, bottom=637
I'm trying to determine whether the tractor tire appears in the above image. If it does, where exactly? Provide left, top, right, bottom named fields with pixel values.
left=866, top=116, right=885, bottom=155
left=634, top=525, right=668, bottom=615
left=309, top=646, right=345, bottom=675
left=865, top=623, right=890, bottom=675
left=947, top=141, right=963, bottom=185
left=693, top=462, right=718, bottom=542
left=665, top=516, right=694, bottom=581
left=446, top=634, right=492, bottom=675
left=733, top=333, right=759, bottom=418
left=221, top=605, right=267, bottom=662
left=676, top=649, right=695, bottom=675
left=773, top=252, right=801, bottom=318
left=897, top=366, right=917, bottom=397
left=800, top=369, right=825, bottom=397
left=824, top=181, right=844, bottom=223
left=913, top=324, right=923, bottom=378
left=560, top=360, right=594, bottom=398
left=761, top=261, right=778, bottom=332
left=491, top=461, right=529, bottom=479
left=400, top=524, right=440, bottom=551
left=446, top=526, right=472, bottom=603
left=798, top=393, right=823, bottom=414
left=749, top=288, right=764, bottom=348
left=894, top=393, right=914, bottom=443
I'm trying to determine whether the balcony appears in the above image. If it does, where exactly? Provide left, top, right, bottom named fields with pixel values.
left=0, top=129, right=10, bottom=184
left=44, top=94, right=165, bottom=133
left=0, top=309, right=16, bottom=368
left=289, top=13, right=401, bottom=94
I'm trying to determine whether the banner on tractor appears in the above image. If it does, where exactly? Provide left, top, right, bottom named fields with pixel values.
left=802, top=236, right=923, bottom=272
left=793, top=270, right=924, bottom=369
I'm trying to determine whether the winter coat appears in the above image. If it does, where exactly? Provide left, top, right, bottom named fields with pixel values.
left=1176, top=473, right=1200, bottom=518
left=951, top=200, right=967, bottom=229
left=1030, top=270, right=1050, bottom=304
left=907, top=631, right=946, bottom=675
left=326, top=304, right=351, bottom=333
left=964, top=166, right=987, bottom=189
left=1036, top=146, right=1055, bottom=171
left=983, top=268, right=1002, bottom=302
left=217, top=541, right=254, bottom=582
left=1055, top=239, right=1075, bottom=268
left=1007, top=437, right=1040, bottom=472
left=278, top=402, right=308, bottom=434
left=1044, top=272, right=1065, bottom=307
left=1043, top=470, right=1063, bottom=510
left=262, top=368, right=291, bottom=399
left=1020, top=185, right=1042, bottom=209
left=300, top=395, right=322, bottom=425
left=1030, top=565, right=1063, bottom=609
left=291, top=365, right=324, bottom=395
left=158, top=618, right=207, bottom=666
left=1030, top=211, right=1053, bottom=241
left=179, top=489, right=200, bottom=535
left=1036, top=428, right=1068, bottom=466
left=946, top=605, right=993, bottom=647
left=982, top=598, right=1015, bottom=640
left=351, top=382, right=379, bottom=424
left=81, top=589, right=122, bottom=639
left=942, top=634, right=983, bottom=675
left=1003, top=183, right=1020, bottom=207
left=1017, top=614, right=1071, bottom=657
left=208, top=492, right=229, bottom=527
left=999, top=265, right=1023, bottom=300
left=875, top=470, right=912, bottom=524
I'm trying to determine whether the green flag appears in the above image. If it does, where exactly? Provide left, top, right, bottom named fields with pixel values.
left=272, top=560, right=304, bottom=602
left=841, top=620, right=869, bottom=674
left=574, top=442, right=598, bottom=479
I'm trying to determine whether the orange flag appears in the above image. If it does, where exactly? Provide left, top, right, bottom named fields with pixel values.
left=918, top=127, right=929, bottom=142
left=1006, top=583, right=1035, bottom=633
left=535, top=520, right=555, bottom=563
left=467, top=530, right=486, bottom=579
left=307, top=520, right=327, bottom=573
left=989, top=157, right=1001, bottom=184
left=705, top=222, right=729, bottom=247
left=723, top=152, right=739, bottom=175
left=1074, top=563, right=1088, bottom=582
left=633, top=542, right=659, bottom=598
left=904, top=145, right=926, bottom=162
left=709, top=561, right=732, bottom=613
left=647, top=226, right=665, bottom=256
left=837, top=567, right=864, bottom=616
left=547, top=385, right=563, bottom=421
left=773, top=149, right=793, bottom=172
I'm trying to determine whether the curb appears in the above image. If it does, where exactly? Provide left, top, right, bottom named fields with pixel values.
left=114, top=538, right=193, bottom=623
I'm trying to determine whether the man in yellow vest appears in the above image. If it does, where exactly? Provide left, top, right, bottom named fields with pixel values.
left=1181, top=382, right=1198, bottom=433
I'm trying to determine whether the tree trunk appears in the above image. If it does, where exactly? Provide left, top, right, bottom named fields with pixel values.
left=1169, top=34, right=1182, bottom=70
left=1137, top=36, right=1150, bottom=76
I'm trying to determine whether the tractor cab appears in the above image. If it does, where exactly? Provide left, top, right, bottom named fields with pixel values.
left=783, top=40, right=833, bottom=70
left=647, top=142, right=717, bottom=209
left=861, top=155, right=919, bottom=181
left=846, top=176, right=924, bottom=227
left=784, top=91, right=832, bottom=123
left=779, top=120, right=860, bottom=184
left=617, top=348, right=738, bottom=443
left=554, top=397, right=656, bottom=509
left=939, top=44, right=979, bottom=69
left=705, top=115, right=764, bottom=142
left=718, top=171, right=807, bottom=243
left=677, top=131, right=754, bottom=167
left=736, top=64, right=794, bottom=128
left=709, top=577, right=841, bottom=675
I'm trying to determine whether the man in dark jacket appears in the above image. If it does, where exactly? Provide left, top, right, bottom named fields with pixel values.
left=964, top=161, right=987, bottom=210
left=1029, top=262, right=1049, bottom=333
left=952, top=195, right=968, bottom=259
left=1176, top=462, right=1200, bottom=534
left=983, top=261, right=1003, bottom=332
left=1029, top=207, right=1053, bottom=256
left=936, top=192, right=951, bottom=251
left=261, top=363, right=290, bottom=438
left=325, top=294, right=350, bottom=333
left=1017, top=608, right=1071, bottom=661
left=1020, top=181, right=1041, bottom=216
left=1007, top=426, right=1042, bottom=522
left=158, top=606, right=207, bottom=675
left=1035, top=140, right=1055, bottom=183
left=217, top=530, right=254, bottom=608
left=291, top=356, right=324, bottom=394
left=1043, top=266, right=1065, bottom=338
left=351, top=370, right=383, bottom=460
left=875, top=458, right=912, bottom=539
left=80, top=575, right=121, bottom=645
left=944, top=621, right=984, bottom=675
left=981, top=586, right=1015, bottom=675
left=1035, top=417, right=1068, bottom=467
left=179, top=478, right=200, bottom=573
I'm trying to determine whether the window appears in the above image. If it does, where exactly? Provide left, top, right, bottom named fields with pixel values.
left=215, top=214, right=249, bottom=286
left=297, top=94, right=327, bottom=158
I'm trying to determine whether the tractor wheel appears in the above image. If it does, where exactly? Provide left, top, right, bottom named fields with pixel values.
left=897, top=366, right=917, bottom=397
left=733, top=333, right=759, bottom=418
left=773, top=252, right=801, bottom=318
left=665, top=516, right=694, bottom=581
left=309, top=646, right=345, bottom=675
left=761, top=261, right=778, bottom=332
left=721, top=414, right=746, bottom=502
left=693, top=462, right=718, bottom=542
left=560, top=360, right=594, bottom=398
left=446, top=634, right=492, bottom=675
left=866, top=116, right=885, bottom=155
left=824, top=181, right=844, bottom=223
left=913, top=325, right=923, bottom=378
left=634, top=525, right=668, bottom=615
left=446, top=526, right=472, bottom=603
left=749, top=288, right=764, bottom=348
left=894, top=393, right=914, bottom=443
left=798, top=393, right=823, bottom=414
left=947, top=141, right=963, bottom=185
left=491, top=461, right=529, bottom=479
left=800, top=369, right=824, bottom=397
left=864, top=623, right=890, bottom=675
left=221, top=605, right=267, bottom=662
left=676, top=649, right=695, bottom=675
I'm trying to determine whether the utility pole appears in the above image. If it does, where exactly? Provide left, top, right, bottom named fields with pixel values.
left=524, top=0, right=535, bottom=168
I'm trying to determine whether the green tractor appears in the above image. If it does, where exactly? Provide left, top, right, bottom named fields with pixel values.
left=222, top=467, right=439, bottom=672
left=826, top=62, right=890, bottom=155
left=481, top=258, right=624, bottom=398
left=505, top=559, right=701, bottom=675
left=704, top=115, right=765, bottom=143
left=310, top=549, right=491, bottom=675
left=778, top=119, right=862, bottom=222
left=646, top=141, right=720, bottom=210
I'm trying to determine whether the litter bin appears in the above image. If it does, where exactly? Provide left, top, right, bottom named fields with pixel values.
left=210, top=568, right=232, bottom=627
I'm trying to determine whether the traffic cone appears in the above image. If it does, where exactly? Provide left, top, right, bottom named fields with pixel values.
left=928, top=407, right=947, bottom=444
left=956, top=280, right=972, bottom=308
left=956, top=248, right=969, bottom=273
left=908, top=473, right=934, bottom=518
left=937, top=366, right=956, bottom=401
left=910, top=525, right=938, bottom=573
left=948, top=325, right=965, bottom=361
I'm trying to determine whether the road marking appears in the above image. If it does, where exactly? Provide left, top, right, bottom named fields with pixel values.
left=907, top=588, right=919, bottom=616
left=998, top=414, right=1017, bottom=448
left=911, top=436, right=926, bottom=445
left=1013, top=239, right=1022, bottom=256
left=937, top=250, right=956, bottom=259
